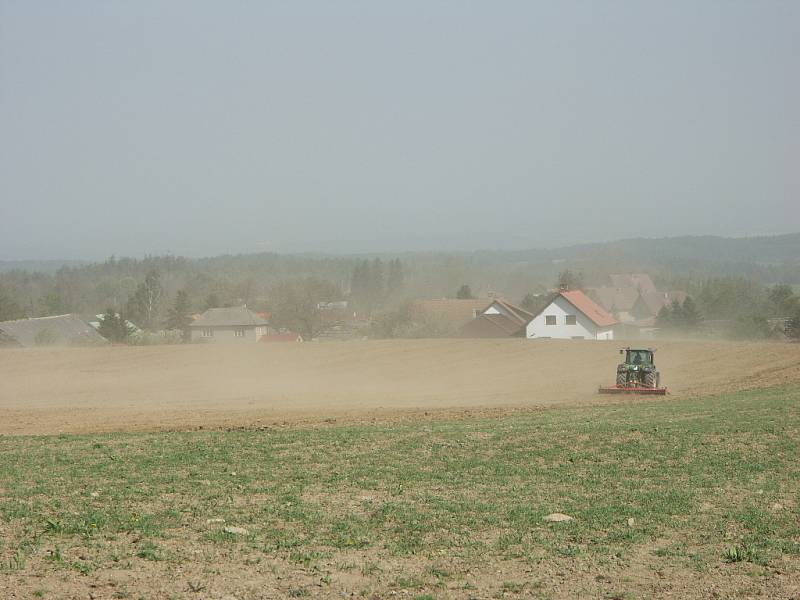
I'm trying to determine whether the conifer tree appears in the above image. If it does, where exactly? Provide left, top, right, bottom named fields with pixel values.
left=97, top=308, right=129, bottom=343
left=166, top=290, right=193, bottom=341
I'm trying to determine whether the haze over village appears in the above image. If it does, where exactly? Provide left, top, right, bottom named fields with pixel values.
left=1, top=2, right=799, bottom=599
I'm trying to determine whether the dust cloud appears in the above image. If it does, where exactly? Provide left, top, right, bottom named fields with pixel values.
left=2, top=339, right=798, bottom=435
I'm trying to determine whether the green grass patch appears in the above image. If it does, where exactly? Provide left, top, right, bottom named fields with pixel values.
left=0, top=384, right=798, bottom=584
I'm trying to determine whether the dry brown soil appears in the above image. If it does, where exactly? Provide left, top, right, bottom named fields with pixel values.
left=2, top=339, right=799, bottom=435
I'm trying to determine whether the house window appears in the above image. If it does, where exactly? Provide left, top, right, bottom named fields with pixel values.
left=565, top=315, right=577, bottom=325
left=201, top=328, right=214, bottom=337
left=545, top=315, right=557, bottom=325
left=234, top=328, right=245, bottom=337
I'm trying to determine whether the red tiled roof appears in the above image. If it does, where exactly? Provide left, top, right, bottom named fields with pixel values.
left=559, top=290, right=618, bottom=327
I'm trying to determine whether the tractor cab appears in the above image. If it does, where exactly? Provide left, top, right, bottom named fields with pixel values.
left=622, top=348, right=654, bottom=366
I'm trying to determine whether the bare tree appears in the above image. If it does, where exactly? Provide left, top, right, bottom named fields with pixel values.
left=269, top=277, right=340, bottom=340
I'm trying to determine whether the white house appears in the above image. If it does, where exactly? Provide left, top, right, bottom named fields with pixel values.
left=527, top=290, right=618, bottom=340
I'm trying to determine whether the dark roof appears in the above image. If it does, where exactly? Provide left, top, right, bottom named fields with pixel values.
left=459, top=313, right=527, bottom=338
left=608, top=273, right=657, bottom=294
left=412, top=299, right=491, bottom=327
left=189, top=306, right=269, bottom=328
left=558, top=290, right=619, bottom=327
left=486, top=298, right=535, bottom=326
left=0, top=314, right=109, bottom=347
left=637, top=291, right=688, bottom=317
left=587, top=286, right=640, bottom=312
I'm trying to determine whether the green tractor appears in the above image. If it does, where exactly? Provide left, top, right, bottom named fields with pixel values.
left=599, top=347, right=666, bottom=395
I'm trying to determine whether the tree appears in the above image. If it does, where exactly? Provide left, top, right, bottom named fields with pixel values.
left=0, top=285, right=24, bottom=321
left=165, top=290, right=193, bottom=341
left=520, top=292, right=552, bottom=315
left=370, top=303, right=413, bottom=338
left=350, top=259, right=388, bottom=313
left=386, top=259, right=404, bottom=298
left=668, top=299, right=684, bottom=325
left=456, top=284, right=474, bottom=299
left=557, top=270, right=583, bottom=291
left=204, top=293, right=221, bottom=310
left=269, top=277, right=340, bottom=341
left=696, top=277, right=765, bottom=320
left=656, top=296, right=702, bottom=331
left=42, top=291, right=69, bottom=316
left=125, top=270, right=163, bottom=329
left=655, top=305, right=672, bottom=329
left=370, top=258, right=385, bottom=304
left=350, top=261, right=369, bottom=312
left=680, top=296, right=702, bottom=328
left=729, top=315, right=773, bottom=340
left=767, top=284, right=798, bottom=317
left=787, top=307, right=800, bottom=340
left=97, top=308, right=129, bottom=343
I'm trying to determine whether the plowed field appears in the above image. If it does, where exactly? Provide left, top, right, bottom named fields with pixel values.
left=2, top=339, right=798, bottom=435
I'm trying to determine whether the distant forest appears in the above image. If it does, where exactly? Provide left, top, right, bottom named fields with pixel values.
left=1, top=234, right=799, bottom=336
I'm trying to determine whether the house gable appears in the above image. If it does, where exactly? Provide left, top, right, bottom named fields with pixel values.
left=526, top=291, right=617, bottom=340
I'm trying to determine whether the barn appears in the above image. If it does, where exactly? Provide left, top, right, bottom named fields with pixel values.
left=0, top=314, right=109, bottom=347
left=526, top=290, right=618, bottom=340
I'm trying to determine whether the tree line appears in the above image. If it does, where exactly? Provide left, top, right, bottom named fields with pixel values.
left=2, top=252, right=800, bottom=342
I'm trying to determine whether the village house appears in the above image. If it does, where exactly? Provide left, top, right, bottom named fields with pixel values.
left=587, top=274, right=688, bottom=327
left=527, top=290, right=618, bottom=340
left=459, top=298, right=534, bottom=338
left=188, top=306, right=271, bottom=342
left=412, top=298, right=491, bottom=330
left=0, top=314, right=108, bottom=347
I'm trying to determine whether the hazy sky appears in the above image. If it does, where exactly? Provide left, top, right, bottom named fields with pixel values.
left=1, top=1, right=798, bottom=260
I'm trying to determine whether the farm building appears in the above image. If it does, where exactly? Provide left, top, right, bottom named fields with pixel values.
left=0, top=314, right=109, bottom=347
left=586, top=286, right=640, bottom=323
left=412, top=298, right=490, bottom=330
left=460, top=298, right=534, bottom=338
left=188, top=306, right=271, bottom=342
left=527, top=290, right=618, bottom=340
left=587, top=273, right=687, bottom=326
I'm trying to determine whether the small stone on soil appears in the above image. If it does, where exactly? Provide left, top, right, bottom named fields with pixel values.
left=223, top=526, right=249, bottom=535
left=543, top=513, right=574, bottom=522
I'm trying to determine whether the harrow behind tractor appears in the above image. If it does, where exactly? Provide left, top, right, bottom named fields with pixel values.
left=598, top=347, right=667, bottom=395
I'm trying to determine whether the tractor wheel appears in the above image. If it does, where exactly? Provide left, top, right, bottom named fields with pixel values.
left=616, top=371, right=627, bottom=386
left=644, top=371, right=657, bottom=388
